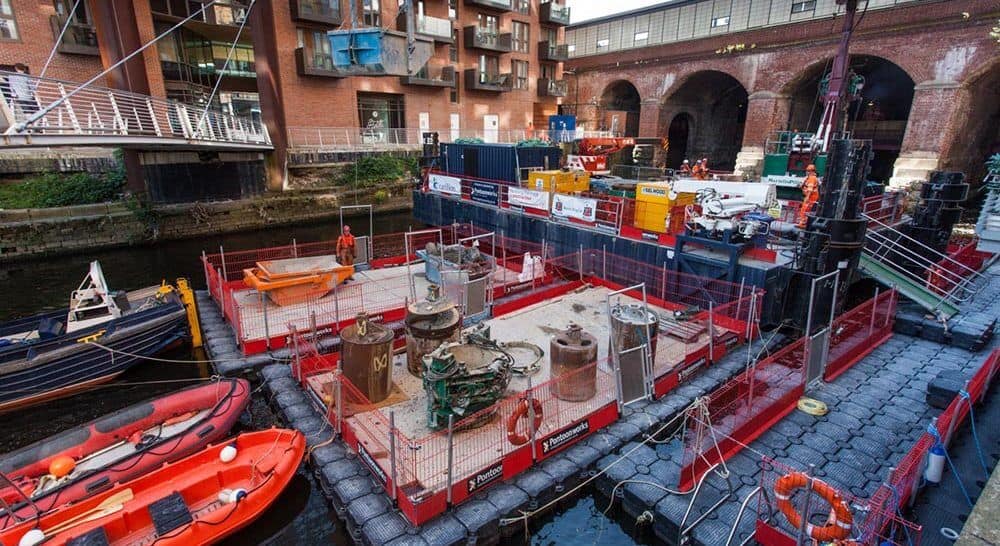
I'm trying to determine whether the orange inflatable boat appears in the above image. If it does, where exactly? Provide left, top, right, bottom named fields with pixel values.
left=243, top=255, right=353, bottom=306
left=1, top=429, right=305, bottom=546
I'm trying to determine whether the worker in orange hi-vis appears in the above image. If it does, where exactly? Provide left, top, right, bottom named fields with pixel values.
left=797, top=164, right=820, bottom=228
left=679, top=159, right=692, bottom=176
left=692, top=159, right=708, bottom=180
left=337, top=225, right=357, bottom=280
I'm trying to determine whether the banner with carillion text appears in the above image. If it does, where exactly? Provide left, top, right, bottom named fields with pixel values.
left=551, top=194, right=597, bottom=223
left=428, top=173, right=462, bottom=195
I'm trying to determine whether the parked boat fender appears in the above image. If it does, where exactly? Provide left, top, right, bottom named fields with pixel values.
left=507, top=398, right=543, bottom=446
left=774, top=472, right=852, bottom=542
left=17, top=528, right=44, bottom=546
left=48, top=457, right=74, bottom=479
left=220, top=443, right=238, bottom=463
left=924, top=444, right=945, bottom=483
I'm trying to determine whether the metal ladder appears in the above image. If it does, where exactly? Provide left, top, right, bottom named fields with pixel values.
left=678, top=462, right=735, bottom=545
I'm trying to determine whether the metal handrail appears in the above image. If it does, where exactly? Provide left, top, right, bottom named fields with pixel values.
left=724, top=486, right=771, bottom=546
left=863, top=215, right=985, bottom=304
left=0, top=70, right=269, bottom=146
left=678, top=462, right=735, bottom=544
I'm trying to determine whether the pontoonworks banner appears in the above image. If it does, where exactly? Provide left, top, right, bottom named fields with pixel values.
left=470, top=181, right=500, bottom=206
left=429, top=173, right=462, bottom=195
left=551, top=194, right=597, bottom=223
left=507, top=187, right=549, bottom=210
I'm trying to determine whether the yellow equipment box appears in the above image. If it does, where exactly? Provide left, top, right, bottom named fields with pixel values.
left=527, top=170, right=590, bottom=193
left=633, top=181, right=695, bottom=233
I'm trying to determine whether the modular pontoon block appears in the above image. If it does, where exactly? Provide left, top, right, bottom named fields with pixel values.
left=361, top=511, right=410, bottom=546
left=418, top=513, right=467, bottom=546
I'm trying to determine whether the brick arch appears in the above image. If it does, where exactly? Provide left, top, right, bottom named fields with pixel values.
left=657, top=67, right=753, bottom=106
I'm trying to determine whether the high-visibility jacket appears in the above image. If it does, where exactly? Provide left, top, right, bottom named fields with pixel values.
left=337, top=234, right=356, bottom=253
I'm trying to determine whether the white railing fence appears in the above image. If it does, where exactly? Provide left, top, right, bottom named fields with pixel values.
left=0, top=70, right=270, bottom=146
left=286, top=126, right=612, bottom=151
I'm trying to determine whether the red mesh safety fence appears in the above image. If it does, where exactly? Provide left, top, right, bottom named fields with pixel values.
left=289, top=328, right=618, bottom=526
left=926, top=236, right=993, bottom=295
left=679, top=290, right=897, bottom=491
left=754, top=456, right=922, bottom=546
left=860, top=348, right=1000, bottom=543
left=823, top=289, right=897, bottom=381
left=860, top=191, right=906, bottom=226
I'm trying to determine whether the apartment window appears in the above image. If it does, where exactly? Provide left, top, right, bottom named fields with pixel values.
left=450, top=87, right=459, bottom=103
left=512, top=21, right=530, bottom=53
left=540, top=63, right=555, bottom=80
left=363, top=0, right=381, bottom=26
left=515, top=0, right=529, bottom=15
left=512, top=59, right=528, bottom=90
left=358, top=92, right=405, bottom=141
left=477, top=13, right=499, bottom=34
left=448, top=0, right=458, bottom=19
left=449, top=30, right=458, bottom=62
left=791, top=1, right=816, bottom=13
left=478, top=54, right=499, bottom=83
left=567, top=44, right=575, bottom=53
left=0, top=0, right=18, bottom=40
left=596, top=38, right=609, bottom=49
left=711, top=16, right=730, bottom=28
left=544, top=27, right=557, bottom=45
left=634, top=31, right=648, bottom=42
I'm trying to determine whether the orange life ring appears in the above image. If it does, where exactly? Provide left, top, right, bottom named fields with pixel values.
left=774, top=472, right=853, bottom=542
left=506, top=398, right=543, bottom=446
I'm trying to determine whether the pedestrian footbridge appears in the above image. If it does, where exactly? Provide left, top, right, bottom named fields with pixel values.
left=1, top=70, right=271, bottom=151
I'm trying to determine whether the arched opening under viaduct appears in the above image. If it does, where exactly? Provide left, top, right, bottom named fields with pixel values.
left=946, top=62, right=1000, bottom=191
left=659, top=71, right=747, bottom=171
left=785, top=55, right=915, bottom=183
left=599, top=80, right=641, bottom=137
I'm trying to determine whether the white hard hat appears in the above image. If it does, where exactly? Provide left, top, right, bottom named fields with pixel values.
left=683, top=159, right=689, bottom=164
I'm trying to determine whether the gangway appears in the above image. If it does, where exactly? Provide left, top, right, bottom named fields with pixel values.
left=859, top=214, right=987, bottom=321
left=0, top=70, right=271, bottom=151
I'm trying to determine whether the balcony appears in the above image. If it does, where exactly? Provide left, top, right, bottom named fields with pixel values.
left=401, top=65, right=457, bottom=87
left=49, top=15, right=98, bottom=56
left=294, top=47, right=343, bottom=78
left=537, top=78, right=568, bottom=97
left=150, top=0, right=249, bottom=26
left=538, top=41, right=569, bottom=61
left=396, top=13, right=453, bottom=43
left=464, top=69, right=512, bottom=92
left=464, top=0, right=512, bottom=12
left=290, top=0, right=341, bottom=25
left=463, top=27, right=512, bottom=53
left=539, top=2, right=571, bottom=26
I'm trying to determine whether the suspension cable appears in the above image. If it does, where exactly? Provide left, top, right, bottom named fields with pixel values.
left=194, top=0, right=256, bottom=138
left=40, top=0, right=83, bottom=79
left=14, top=0, right=221, bottom=132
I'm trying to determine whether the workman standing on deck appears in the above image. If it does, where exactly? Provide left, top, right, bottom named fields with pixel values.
left=679, top=159, right=692, bottom=176
left=797, top=164, right=820, bottom=228
left=337, top=225, right=356, bottom=280
left=691, top=159, right=707, bottom=180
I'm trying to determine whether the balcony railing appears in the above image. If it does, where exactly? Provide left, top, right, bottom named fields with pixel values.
left=537, top=78, right=568, bottom=97
left=538, top=41, right=569, bottom=61
left=397, top=13, right=454, bottom=42
left=49, top=15, right=99, bottom=56
left=295, top=47, right=343, bottom=78
left=290, top=0, right=341, bottom=25
left=539, top=2, right=571, bottom=25
left=151, top=0, right=250, bottom=26
left=464, top=69, right=512, bottom=92
left=464, top=0, right=512, bottom=12
left=401, top=65, right=457, bottom=87
left=463, top=27, right=512, bottom=52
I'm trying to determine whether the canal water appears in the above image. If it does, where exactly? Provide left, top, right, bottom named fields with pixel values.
left=0, top=212, right=647, bottom=545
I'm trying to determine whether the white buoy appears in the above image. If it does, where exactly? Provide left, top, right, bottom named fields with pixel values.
left=218, top=488, right=247, bottom=504
left=219, top=444, right=238, bottom=463
left=924, top=444, right=945, bottom=483
left=18, top=529, right=45, bottom=546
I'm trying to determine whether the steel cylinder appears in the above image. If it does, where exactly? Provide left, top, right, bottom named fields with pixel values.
left=341, top=312, right=395, bottom=403
left=550, top=323, right=598, bottom=402
left=610, top=303, right=659, bottom=368
left=405, top=285, right=462, bottom=376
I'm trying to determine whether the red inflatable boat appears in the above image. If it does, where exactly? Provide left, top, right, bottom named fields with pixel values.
left=1, top=429, right=305, bottom=546
left=0, top=378, right=250, bottom=527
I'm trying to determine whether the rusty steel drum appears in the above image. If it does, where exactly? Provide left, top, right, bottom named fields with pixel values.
left=341, top=313, right=396, bottom=403
left=549, top=323, right=598, bottom=402
left=405, top=285, right=462, bottom=377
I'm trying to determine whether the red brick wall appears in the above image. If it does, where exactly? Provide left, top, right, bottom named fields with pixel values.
left=0, top=0, right=103, bottom=81
left=262, top=0, right=565, bottom=136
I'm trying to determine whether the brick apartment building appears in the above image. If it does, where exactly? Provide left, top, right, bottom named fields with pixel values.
left=0, top=0, right=570, bottom=149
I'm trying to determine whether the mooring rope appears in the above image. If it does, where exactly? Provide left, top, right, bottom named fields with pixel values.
left=86, top=341, right=266, bottom=365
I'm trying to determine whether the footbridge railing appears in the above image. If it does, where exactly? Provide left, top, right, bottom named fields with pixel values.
left=0, top=70, right=271, bottom=149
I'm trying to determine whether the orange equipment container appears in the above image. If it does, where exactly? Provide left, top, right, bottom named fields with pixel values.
left=0, top=429, right=305, bottom=546
left=243, top=255, right=353, bottom=306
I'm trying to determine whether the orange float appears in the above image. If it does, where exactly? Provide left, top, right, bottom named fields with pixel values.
left=47, top=457, right=75, bottom=479
left=507, top=398, right=543, bottom=446
left=774, top=471, right=853, bottom=543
